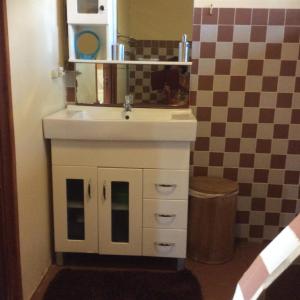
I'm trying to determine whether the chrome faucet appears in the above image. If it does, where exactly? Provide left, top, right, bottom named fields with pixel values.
left=124, top=95, right=133, bottom=112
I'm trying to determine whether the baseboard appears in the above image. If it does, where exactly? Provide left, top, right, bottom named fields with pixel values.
left=29, top=265, right=50, bottom=300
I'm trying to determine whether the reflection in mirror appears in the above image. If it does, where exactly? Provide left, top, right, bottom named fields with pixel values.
left=75, top=64, right=98, bottom=104
left=75, top=63, right=190, bottom=106
left=117, top=0, right=193, bottom=61
left=77, top=0, right=99, bottom=14
left=74, top=0, right=193, bottom=107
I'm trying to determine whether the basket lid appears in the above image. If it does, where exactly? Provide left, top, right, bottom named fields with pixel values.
left=190, top=176, right=238, bottom=195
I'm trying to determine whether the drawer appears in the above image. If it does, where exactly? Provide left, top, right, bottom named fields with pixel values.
left=143, top=200, right=188, bottom=229
left=142, top=228, right=187, bottom=258
left=143, top=169, right=189, bottom=199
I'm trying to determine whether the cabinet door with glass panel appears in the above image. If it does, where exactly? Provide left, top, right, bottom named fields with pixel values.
left=52, top=166, right=98, bottom=253
left=98, top=168, right=142, bottom=256
left=67, top=0, right=109, bottom=24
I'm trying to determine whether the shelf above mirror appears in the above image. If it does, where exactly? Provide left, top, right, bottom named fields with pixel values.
left=69, top=59, right=192, bottom=66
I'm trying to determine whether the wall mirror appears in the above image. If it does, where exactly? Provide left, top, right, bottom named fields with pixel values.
left=73, top=0, right=194, bottom=107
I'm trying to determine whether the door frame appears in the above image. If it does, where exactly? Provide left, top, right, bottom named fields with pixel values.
left=0, top=0, right=23, bottom=299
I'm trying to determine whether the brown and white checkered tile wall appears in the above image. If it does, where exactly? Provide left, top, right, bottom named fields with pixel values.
left=189, top=7, right=300, bottom=242
left=128, top=40, right=181, bottom=103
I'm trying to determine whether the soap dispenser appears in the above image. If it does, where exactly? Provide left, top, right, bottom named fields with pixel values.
left=178, top=34, right=190, bottom=62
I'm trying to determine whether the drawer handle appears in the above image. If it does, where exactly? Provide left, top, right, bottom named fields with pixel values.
left=155, top=213, right=176, bottom=225
left=155, top=213, right=176, bottom=218
left=154, top=242, right=175, bottom=247
left=156, top=184, right=177, bottom=188
left=155, top=184, right=177, bottom=194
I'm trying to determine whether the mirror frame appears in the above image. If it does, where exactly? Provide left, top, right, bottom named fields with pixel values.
left=75, top=100, right=190, bottom=109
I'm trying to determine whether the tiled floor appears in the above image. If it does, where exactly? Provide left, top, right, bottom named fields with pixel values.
left=186, top=242, right=264, bottom=300
left=32, top=242, right=263, bottom=300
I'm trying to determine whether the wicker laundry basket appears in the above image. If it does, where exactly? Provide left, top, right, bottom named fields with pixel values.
left=187, top=176, right=238, bottom=264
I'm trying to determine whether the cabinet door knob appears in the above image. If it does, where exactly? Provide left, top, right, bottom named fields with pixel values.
left=102, top=181, right=107, bottom=200
left=88, top=180, right=92, bottom=199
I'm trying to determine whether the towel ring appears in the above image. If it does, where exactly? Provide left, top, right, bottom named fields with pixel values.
left=75, top=30, right=101, bottom=60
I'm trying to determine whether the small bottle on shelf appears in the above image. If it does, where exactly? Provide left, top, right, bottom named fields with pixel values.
left=178, top=34, right=190, bottom=62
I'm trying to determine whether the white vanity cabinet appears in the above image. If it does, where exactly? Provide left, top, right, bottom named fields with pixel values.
left=142, top=169, right=189, bottom=258
left=51, top=139, right=191, bottom=260
left=53, top=166, right=143, bottom=256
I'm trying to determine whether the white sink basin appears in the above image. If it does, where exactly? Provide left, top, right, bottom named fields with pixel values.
left=43, top=105, right=197, bottom=142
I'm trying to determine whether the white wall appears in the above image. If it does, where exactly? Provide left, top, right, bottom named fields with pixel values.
left=6, top=1, right=65, bottom=299
left=117, top=0, right=130, bottom=37
left=195, top=0, right=300, bottom=8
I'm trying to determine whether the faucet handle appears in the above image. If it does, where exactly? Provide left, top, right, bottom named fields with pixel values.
left=125, top=94, right=133, bottom=104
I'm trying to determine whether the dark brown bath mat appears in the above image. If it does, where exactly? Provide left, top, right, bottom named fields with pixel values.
left=44, top=268, right=202, bottom=300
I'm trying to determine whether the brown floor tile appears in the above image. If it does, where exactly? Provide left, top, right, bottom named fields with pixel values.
left=185, top=242, right=263, bottom=300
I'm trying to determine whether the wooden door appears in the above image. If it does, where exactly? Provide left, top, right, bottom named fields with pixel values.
left=0, top=0, right=23, bottom=298
left=103, top=64, right=117, bottom=104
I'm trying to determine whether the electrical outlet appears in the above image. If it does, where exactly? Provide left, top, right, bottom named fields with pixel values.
left=51, top=67, right=65, bottom=79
